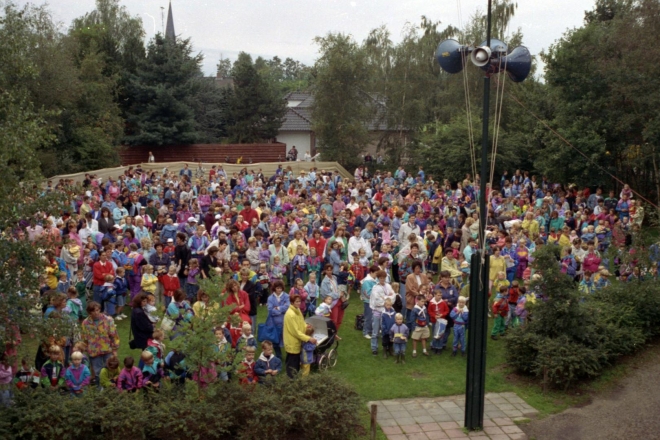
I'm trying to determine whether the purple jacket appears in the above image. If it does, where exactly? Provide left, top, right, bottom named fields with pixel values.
left=65, top=364, right=91, bottom=391
left=117, top=366, right=143, bottom=391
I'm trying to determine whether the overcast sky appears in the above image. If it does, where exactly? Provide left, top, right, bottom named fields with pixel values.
left=22, top=0, right=597, bottom=76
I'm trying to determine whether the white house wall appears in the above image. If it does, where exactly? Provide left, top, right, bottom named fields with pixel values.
left=276, top=132, right=312, bottom=158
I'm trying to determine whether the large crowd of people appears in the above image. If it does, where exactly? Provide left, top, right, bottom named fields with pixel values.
left=0, top=159, right=655, bottom=402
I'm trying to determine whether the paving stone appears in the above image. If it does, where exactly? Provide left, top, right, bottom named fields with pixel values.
left=406, top=433, right=430, bottom=440
left=379, top=419, right=400, bottom=427
left=508, top=433, right=528, bottom=440
left=484, top=393, right=498, bottom=399
left=467, top=431, right=487, bottom=437
left=401, top=424, right=424, bottom=434
left=501, top=425, right=523, bottom=434
left=428, top=408, right=449, bottom=416
left=384, top=400, right=402, bottom=406
left=407, top=403, right=423, bottom=410
left=383, top=426, right=404, bottom=435
left=503, top=410, right=524, bottom=418
left=440, top=401, right=461, bottom=409
left=390, top=411, right=412, bottom=419
left=482, top=419, right=496, bottom=427
left=484, top=426, right=505, bottom=435
left=415, top=416, right=437, bottom=424
left=410, top=409, right=431, bottom=417
left=444, top=429, right=467, bottom=438
left=439, top=421, right=462, bottom=430
left=491, top=418, right=514, bottom=426
left=484, top=404, right=499, bottom=411
left=450, top=413, right=464, bottom=422
left=505, top=397, right=525, bottom=404
left=487, top=397, right=507, bottom=404
left=484, top=411, right=506, bottom=419
left=419, top=422, right=442, bottom=432
left=397, top=418, right=417, bottom=427
left=379, top=411, right=395, bottom=420
left=489, top=435, right=512, bottom=440
left=432, top=414, right=455, bottom=423
left=425, top=431, right=450, bottom=440
left=422, top=402, right=441, bottom=410
left=387, top=434, right=407, bottom=440
left=497, top=403, right=516, bottom=411
left=500, top=392, right=518, bottom=399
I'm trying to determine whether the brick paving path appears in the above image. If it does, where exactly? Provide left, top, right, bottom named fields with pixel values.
left=369, top=392, right=538, bottom=440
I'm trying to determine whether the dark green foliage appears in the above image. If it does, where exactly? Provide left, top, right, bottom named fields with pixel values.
left=226, top=52, right=287, bottom=143
left=0, top=374, right=362, bottom=440
left=124, top=34, right=202, bottom=145
left=505, top=244, right=660, bottom=389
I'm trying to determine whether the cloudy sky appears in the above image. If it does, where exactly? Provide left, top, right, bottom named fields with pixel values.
left=23, top=0, right=597, bottom=76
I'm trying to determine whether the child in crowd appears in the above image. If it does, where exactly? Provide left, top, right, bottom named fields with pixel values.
left=300, top=325, right=317, bottom=377
left=214, top=327, right=230, bottom=382
left=184, top=259, right=200, bottom=303
left=0, top=353, right=12, bottom=405
left=235, top=323, right=257, bottom=353
left=259, top=242, right=271, bottom=268
left=337, top=262, right=351, bottom=302
left=390, top=313, right=409, bottom=364
left=307, top=248, right=322, bottom=285
left=99, top=356, right=120, bottom=390
left=229, top=252, right=240, bottom=273
left=141, top=264, right=157, bottom=296
left=255, top=341, right=282, bottom=383
left=290, top=278, right=307, bottom=315
left=144, top=293, right=160, bottom=324
left=291, top=245, right=308, bottom=282
left=256, top=263, right=270, bottom=305
left=238, top=346, right=258, bottom=385
left=71, top=341, right=90, bottom=369
left=113, top=267, right=129, bottom=320
left=146, top=329, right=166, bottom=365
left=74, top=269, right=88, bottom=319
left=160, top=264, right=181, bottom=307
left=40, top=345, right=65, bottom=391
left=141, top=350, right=163, bottom=390
left=428, top=287, right=449, bottom=355
left=492, top=271, right=510, bottom=298
left=391, top=282, right=402, bottom=313
left=64, top=351, right=91, bottom=396
left=315, top=295, right=333, bottom=318
left=380, top=298, right=397, bottom=359
left=304, top=273, right=319, bottom=317
left=117, top=356, right=142, bottom=392
left=101, top=274, right=117, bottom=317
left=410, top=295, right=430, bottom=357
left=14, top=357, right=40, bottom=390
left=66, top=287, right=84, bottom=322
left=450, top=296, right=469, bottom=357
left=270, top=256, right=286, bottom=285
left=491, top=287, right=509, bottom=340
left=505, top=280, right=520, bottom=329
left=514, top=287, right=528, bottom=327
left=57, top=272, right=70, bottom=294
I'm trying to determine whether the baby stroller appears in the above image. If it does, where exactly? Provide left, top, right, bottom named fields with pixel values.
left=304, top=316, right=339, bottom=371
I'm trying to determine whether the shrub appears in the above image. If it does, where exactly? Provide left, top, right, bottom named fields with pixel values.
left=505, top=244, right=660, bottom=390
left=0, top=373, right=363, bottom=440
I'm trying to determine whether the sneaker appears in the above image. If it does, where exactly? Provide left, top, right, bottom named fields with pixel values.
left=372, top=350, right=378, bottom=356
left=412, top=351, right=417, bottom=358
left=364, top=334, right=372, bottom=339
left=115, top=316, right=123, bottom=321
left=120, top=314, right=128, bottom=319
left=422, top=351, right=429, bottom=356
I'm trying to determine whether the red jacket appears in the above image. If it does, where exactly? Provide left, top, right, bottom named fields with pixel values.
left=508, top=287, right=520, bottom=304
left=308, top=237, right=327, bottom=259
left=158, top=274, right=180, bottom=298
left=492, top=299, right=509, bottom=317
left=239, top=208, right=259, bottom=226
left=238, top=360, right=257, bottom=385
left=428, top=299, right=450, bottom=324
left=92, top=261, right=115, bottom=286
left=225, top=290, right=251, bottom=320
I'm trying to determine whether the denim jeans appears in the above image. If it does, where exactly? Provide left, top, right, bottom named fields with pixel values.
left=93, top=285, right=104, bottom=307
left=185, top=283, right=199, bottom=303
left=164, top=295, right=172, bottom=309
left=362, top=302, right=373, bottom=336
left=393, top=342, right=407, bottom=355
left=90, top=353, right=112, bottom=384
left=505, top=303, right=517, bottom=327
left=370, top=313, right=382, bottom=351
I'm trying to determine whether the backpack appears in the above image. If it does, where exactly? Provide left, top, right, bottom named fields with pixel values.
left=354, top=314, right=364, bottom=331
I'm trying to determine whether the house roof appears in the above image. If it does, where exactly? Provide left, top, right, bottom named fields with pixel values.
left=280, top=107, right=312, bottom=131
left=280, top=90, right=404, bottom=133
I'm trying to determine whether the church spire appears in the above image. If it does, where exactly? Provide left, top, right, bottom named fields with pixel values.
left=165, top=1, right=175, bottom=41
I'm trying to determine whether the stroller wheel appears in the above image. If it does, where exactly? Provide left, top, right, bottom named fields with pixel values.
left=327, top=349, right=338, bottom=368
left=318, top=355, right=329, bottom=372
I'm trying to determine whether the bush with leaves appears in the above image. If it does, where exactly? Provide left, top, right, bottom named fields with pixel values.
left=0, top=373, right=362, bottom=440
left=505, top=243, right=660, bottom=390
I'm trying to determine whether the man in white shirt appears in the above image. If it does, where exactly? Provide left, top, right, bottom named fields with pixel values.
left=398, top=214, right=421, bottom=249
